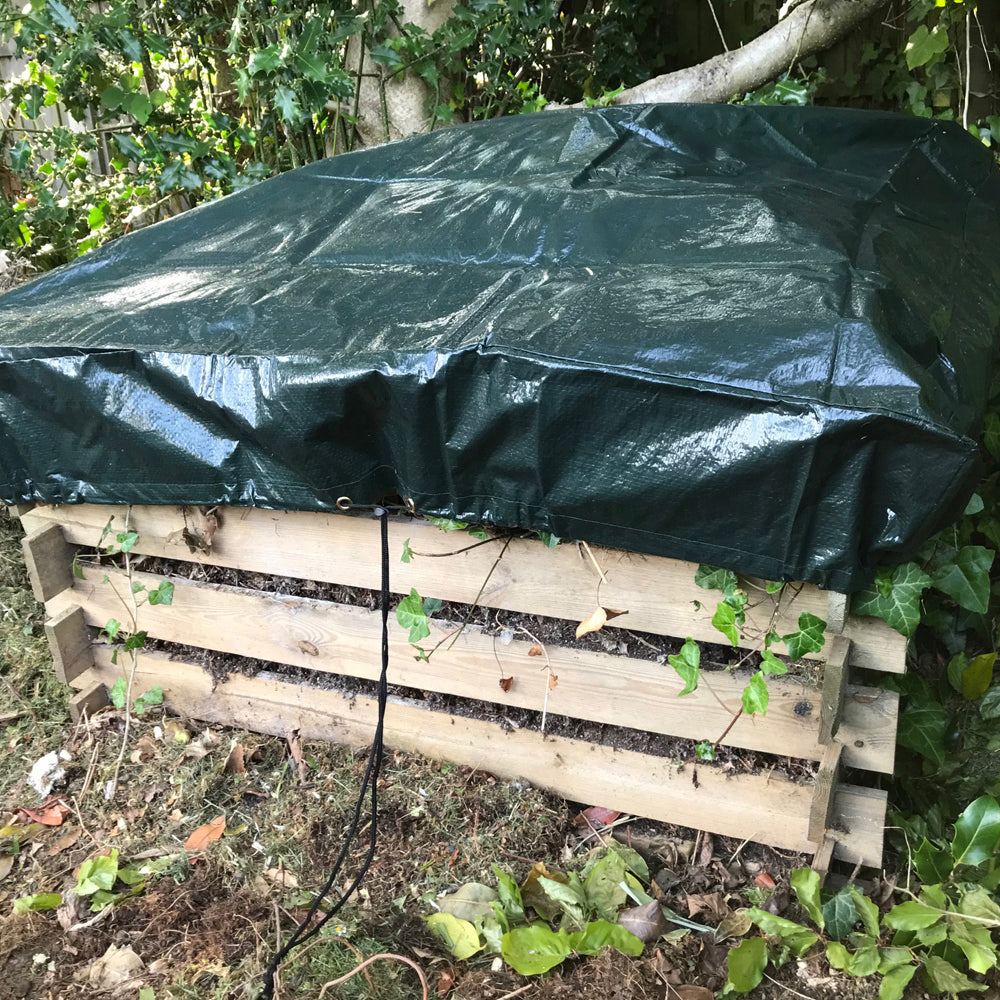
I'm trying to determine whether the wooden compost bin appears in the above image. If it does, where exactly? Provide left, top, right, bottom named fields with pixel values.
left=15, top=503, right=904, bottom=870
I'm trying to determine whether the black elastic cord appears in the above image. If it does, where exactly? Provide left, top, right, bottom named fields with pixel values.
left=261, top=507, right=391, bottom=999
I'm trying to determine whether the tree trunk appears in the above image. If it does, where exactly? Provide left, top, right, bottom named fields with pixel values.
left=351, top=0, right=456, bottom=147
left=612, top=0, right=889, bottom=105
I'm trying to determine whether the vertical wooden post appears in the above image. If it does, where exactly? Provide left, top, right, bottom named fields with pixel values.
left=819, top=636, right=851, bottom=745
left=45, top=606, right=94, bottom=686
left=21, top=523, right=76, bottom=604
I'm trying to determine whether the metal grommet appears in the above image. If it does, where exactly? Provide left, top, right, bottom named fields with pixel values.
left=336, top=496, right=352, bottom=511
left=404, top=497, right=415, bottom=513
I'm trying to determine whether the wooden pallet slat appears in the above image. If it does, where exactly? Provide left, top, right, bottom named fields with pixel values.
left=19, top=503, right=907, bottom=673
left=19, top=502, right=902, bottom=868
left=76, top=649, right=887, bottom=866
left=56, top=562, right=897, bottom=773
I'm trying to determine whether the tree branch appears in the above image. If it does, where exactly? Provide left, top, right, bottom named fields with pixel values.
left=612, top=0, right=889, bottom=105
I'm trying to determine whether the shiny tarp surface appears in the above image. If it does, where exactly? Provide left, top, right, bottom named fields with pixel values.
left=2, top=105, right=999, bottom=591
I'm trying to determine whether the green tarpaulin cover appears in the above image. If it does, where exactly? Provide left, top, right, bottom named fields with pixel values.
left=1, top=105, right=998, bottom=591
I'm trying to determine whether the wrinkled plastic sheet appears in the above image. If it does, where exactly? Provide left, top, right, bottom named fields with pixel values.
left=1, top=104, right=999, bottom=592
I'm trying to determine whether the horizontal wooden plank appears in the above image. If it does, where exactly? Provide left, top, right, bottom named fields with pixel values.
left=22, top=504, right=906, bottom=673
left=57, top=563, right=896, bottom=773
left=81, top=650, right=886, bottom=865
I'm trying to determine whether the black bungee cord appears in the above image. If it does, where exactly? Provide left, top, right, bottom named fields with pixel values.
left=261, top=499, right=407, bottom=1000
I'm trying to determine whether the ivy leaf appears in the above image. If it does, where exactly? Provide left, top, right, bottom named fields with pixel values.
left=396, top=588, right=431, bottom=643
left=759, top=649, right=787, bottom=675
left=110, top=676, right=127, bottom=709
left=492, top=866, right=525, bottom=924
left=695, top=565, right=738, bottom=593
left=821, top=888, right=858, bottom=940
left=984, top=412, right=1000, bottom=462
left=765, top=580, right=784, bottom=594
left=980, top=687, right=1000, bottom=720
left=712, top=602, right=739, bottom=646
left=668, top=638, right=700, bottom=696
left=913, top=838, right=953, bottom=884
left=781, top=612, right=826, bottom=659
left=725, top=937, right=767, bottom=993
left=537, top=532, right=560, bottom=548
left=501, top=924, right=570, bottom=975
left=104, top=618, right=122, bottom=641
left=741, top=672, right=769, bottom=716
left=931, top=545, right=995, bottom=613
left=952, top=795, right=1000, bottom=867
left=897, top=700, right=949, bottom=765
left=429, top=517, right=468, bottom=532
left=852, top=562, right=931, bottom=637
left=425, top=912, right=483, bottom=961
left=965, top=493, right=985, bottom=516
left=147, top=580, right=174, bottom=606
left=401, top=539, right=413, bottom=564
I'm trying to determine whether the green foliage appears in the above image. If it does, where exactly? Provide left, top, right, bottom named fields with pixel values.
left=425, top=845, right=651, bottom=976
left=730, top=799, right=1000, bottom=997
left=695, top=565, right=826, bottom=727
left=668, top=638, right=700, bottom=696
left=12, top=891, right=62, bottom=914
left=74, top=847, right=152, bottom=912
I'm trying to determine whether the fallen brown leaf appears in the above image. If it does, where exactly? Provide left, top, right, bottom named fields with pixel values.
left=287, top=731, right=308, bottom=782
left=520, top=862, right=568, bottom=921
left=573, top=805, right=621, bottom=828
left=262, top=866, right=299, bottom=888
left=576, top=607, right=607, bottom=639
left=437, top=967, right=456, bottom=996
left=184, top=814, right=226, bottom=851
left=48, top=828, right=82, bottom=856
left=17, top=798, right=70, bottom=827
left=686, top=892, right=727, bottom=923
left=0, top=855, right=13, bottom=880
left=498, top=677, right=514, bottom=693
left=673, top=987, right=714, bottom=1000
left=618, top=900, right=671, bottom=943
left=548, top=673, right=559, bottom=690
left=754, top=872, right=776, bottom=889
left=715, top=909, right=753, bottom=941
left=527, top=643, right=543, bottom=657
left=224, top=742, right=246, bottom=775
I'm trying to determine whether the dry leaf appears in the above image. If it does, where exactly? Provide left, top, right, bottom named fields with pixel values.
left=224, top=743, right=246, bottom=775
left=184, top=814, right=226, bottom=851
left=263, top=867, right=299, bottom=889
left=715, top=909, right=753, bottom=942
left=129, top=734, right=158, bottom=764
left=576, top=607, right=608, bottom=639
left=618, top=901, right=671, bottom=943
left=85, top=944, right=144, bottom=989
left=520, top=862, right=569, bottom=921
left=603, top=608, right=628, bottom=622
left=182, top=506, right=219, bottom=554
left=548, top=673, right=559, bottom=690
left=0, top=854, right=13, bottom=881
left=527, top=643, right=543, bottom=657
left=164, top=719, right=190, bottom=744
left=673, top=988, right=714, bottom=1000
left=686, top=892, right=727, bottom=923
left=754, top=872, right=776, bottom=888
left=48, top=828, right=82, bottom=856
left=297, top=640, right=319, bottom=656
left=287, top=731, right=308, bottom=782
left=498, top=676, right=514, bottom=693
left=17, top=798, right=70, bottom=826
left=573, top=805, right=621, bottom=828
left=437, top=967, right=456, bottom=996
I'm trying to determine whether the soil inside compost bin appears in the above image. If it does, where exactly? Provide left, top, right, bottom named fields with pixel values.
left=109, top=554, right=820, bottom=786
